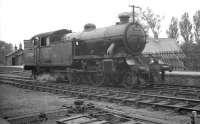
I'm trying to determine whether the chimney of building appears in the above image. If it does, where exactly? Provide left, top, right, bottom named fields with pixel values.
left=14, top=45, right=17, bottom=51
left=19, top=42, right=22, bottom=50
left=154, top=33, right=158, bottom=39
left=118, top=12, right=130, bottom=24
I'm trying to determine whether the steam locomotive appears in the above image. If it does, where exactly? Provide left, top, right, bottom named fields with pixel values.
left=23, top=13, right=166, bottom=88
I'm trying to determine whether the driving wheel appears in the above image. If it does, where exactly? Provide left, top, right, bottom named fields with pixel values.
left=88, top=72, right=105, bottom=87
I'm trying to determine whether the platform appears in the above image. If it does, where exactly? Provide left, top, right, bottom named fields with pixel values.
left=0, top=65, right=24, bottom=69
left=166, top=71, right=200, bottom=77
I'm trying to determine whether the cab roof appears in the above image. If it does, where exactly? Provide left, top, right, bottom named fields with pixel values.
left=31, top=29, right=71, bottom=39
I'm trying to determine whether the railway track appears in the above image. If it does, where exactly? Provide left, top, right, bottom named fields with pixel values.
left=0, top=77, right=170, bottom=124
left=1, top=74, right=200, bottom=100
left=1, top=74, right=200, bottom=116
left=1, top=66, right=200, bottom=99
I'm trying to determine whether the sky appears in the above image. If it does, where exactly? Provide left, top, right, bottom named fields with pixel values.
left=0, top=0, right=200, bottom=47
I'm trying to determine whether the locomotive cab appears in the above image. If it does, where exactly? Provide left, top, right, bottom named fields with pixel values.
left=24, top=29, right=72, bottom=76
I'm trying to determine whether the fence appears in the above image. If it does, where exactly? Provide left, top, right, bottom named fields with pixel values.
left=182, top=51, right=200, bottom=71
left=144, top=51, right=200, bottom=71
left=143, top=51, right=185, bottom=71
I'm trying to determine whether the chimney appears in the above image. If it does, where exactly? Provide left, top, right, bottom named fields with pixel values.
left=19, top=42, right=22, bottom=50
left=118, top=12, right=130, bottom=24
left=84, top=23, right=96, bottom=32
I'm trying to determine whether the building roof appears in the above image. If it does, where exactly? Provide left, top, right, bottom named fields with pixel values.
left=143, top=38, right=182, bottom=54
left=142, top=38, right=186, bottom=70
left=5, top=49, right=23, bottom=57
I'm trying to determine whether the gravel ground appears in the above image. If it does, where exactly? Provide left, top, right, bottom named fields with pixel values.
left=0, top=84, right=74, bottom=118
left=0, top=83, right=191, bottom=124
left=91, top=102, right=191, bottom=124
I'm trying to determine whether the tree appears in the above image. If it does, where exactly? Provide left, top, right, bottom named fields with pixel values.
left=142, top=8, right=162, bottom=38
left=179, top=12, right=193, bottom=44
left=193, top=10, right=200, bottom=44
left=179, top=13, right=199, bottom=70
left=166, top=17, right=179, bottom=40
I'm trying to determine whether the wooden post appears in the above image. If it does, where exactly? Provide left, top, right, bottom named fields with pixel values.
left=191, top=111, right=197, bottom=124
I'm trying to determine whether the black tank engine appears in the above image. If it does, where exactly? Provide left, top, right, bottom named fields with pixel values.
left=23, top=13, right=165, bottom=88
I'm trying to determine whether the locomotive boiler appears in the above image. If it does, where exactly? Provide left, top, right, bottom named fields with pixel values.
left=24, top=13, right=158, bottom=88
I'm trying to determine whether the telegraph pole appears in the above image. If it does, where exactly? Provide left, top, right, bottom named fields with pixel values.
left=129, top=4, right=140, bottom=24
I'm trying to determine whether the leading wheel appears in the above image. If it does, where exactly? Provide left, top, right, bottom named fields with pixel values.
left=122, top=71, right=138, bottom=89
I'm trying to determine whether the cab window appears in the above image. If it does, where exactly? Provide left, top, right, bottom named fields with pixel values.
left=41, top=37, right=46, bottom=46
left=41, top=37, right=50, bottom=47
left=33, top=36, right=40, bottom=46
left=33, top=39, right=37, bottom=46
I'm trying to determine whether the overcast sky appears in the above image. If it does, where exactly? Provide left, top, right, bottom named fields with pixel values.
left=0, top=0, right=200, bottom=46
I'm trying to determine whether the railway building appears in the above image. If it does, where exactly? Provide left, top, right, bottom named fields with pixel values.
left=5, top=43, right=24, bottom=65
left=143, top=38, right=185, bottom=71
